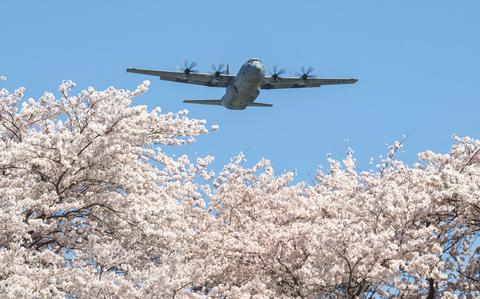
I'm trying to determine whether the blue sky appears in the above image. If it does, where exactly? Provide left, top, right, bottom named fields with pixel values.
left=2, top=1, right=479, bottom=179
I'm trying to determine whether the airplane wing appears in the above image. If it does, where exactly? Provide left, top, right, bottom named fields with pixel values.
left=126, top=68, right=235, bottom=88
left=261, top=77, right=357, bottom=89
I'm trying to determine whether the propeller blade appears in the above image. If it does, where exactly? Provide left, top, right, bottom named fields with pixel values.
left=300, top=65, right=306, bottom=74
left=270, top=65, right=286, bottom=79
left=180, top=60, right=198, bottom=74
left=210, top=63, right=217, bottom=72
left=210, top=63, right=227, bottom=76
left=296, top=65, right=315, bottom=79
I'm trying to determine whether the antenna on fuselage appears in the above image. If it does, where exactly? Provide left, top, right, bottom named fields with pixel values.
left=226, top=64, right=230, bottom=75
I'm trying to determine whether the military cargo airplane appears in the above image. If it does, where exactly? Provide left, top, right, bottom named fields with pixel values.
left=126, top=58, right=357, bottom=110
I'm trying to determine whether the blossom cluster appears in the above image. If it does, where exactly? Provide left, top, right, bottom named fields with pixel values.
left=0, top=82, right=478, bottom=298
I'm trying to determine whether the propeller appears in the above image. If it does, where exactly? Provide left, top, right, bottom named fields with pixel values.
left=295, top=66, right=315, bottom=80
left=269, top=65, right=286, bottom=81
left=210, top=63, right=227, bottom=78
left=178, top=60, right=198, bottom=75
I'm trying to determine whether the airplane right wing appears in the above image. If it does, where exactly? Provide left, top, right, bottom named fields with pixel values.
left=126, top=68, right=235, bottom=88
left=261, top=77, right=357, bottom=89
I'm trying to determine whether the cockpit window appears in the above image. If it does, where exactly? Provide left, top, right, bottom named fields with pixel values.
left=247, top=58, right=261, bottom=63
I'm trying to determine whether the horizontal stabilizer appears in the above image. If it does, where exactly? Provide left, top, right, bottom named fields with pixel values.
left=247, top=102, right=273, bottom=107
left=183, top=99, right=223, bottom=106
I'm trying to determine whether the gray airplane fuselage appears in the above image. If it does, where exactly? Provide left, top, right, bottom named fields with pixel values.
left=222, top=58, right=265, bottom=110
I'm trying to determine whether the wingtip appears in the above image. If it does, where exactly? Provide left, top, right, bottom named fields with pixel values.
left=126, top=68, right=135, bottom=72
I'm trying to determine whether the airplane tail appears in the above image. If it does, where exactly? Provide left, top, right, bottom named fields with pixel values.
left=183, top=99, right=223, bottom=106
left=182, top=100, right=273, bottom=108
left=248, top=102, right=273, bottom=107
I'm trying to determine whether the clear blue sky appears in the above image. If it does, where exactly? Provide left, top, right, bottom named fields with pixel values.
left=2, top=1, right=479, bottom=179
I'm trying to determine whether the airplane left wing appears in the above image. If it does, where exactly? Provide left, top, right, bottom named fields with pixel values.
left=126, top=68, right=235, bottom=88
left=261, top=77, right=357, bottom=89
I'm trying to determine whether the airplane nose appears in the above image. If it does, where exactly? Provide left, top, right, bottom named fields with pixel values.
left=250, top=61, right=264, bottom=72
left=253, top=61, right=261, bottom=68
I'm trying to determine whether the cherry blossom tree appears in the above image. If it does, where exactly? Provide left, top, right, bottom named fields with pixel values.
left=0, top=79, right=478, bottom=298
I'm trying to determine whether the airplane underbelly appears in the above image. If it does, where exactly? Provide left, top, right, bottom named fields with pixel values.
left=222, top=94, right=249, bottom=110
left=223, top=83, right=260, bottom=110
left=238, top=79, right=259, bottom=93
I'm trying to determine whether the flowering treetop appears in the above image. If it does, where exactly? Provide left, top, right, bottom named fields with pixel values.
left=0, top=80, right=478, bottom=298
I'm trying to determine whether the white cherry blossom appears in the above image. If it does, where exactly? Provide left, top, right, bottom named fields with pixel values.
left=0, top=81, right=478, bottom=298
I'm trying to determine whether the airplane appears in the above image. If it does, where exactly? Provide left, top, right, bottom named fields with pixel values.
left=126, top=58, right=357, bottom=110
